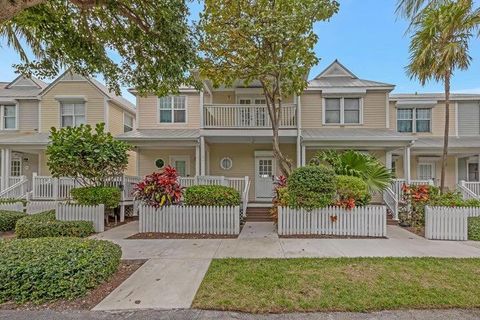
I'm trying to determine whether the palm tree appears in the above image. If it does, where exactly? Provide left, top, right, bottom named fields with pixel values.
left=396, top=0, right=442, bottom=20
left=406, top=0, right=480, bottom=193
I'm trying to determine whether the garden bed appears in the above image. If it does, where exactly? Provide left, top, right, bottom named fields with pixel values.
left=0, top=260, right=145, bottom=311
left=128, top=232, right=238, bottom=239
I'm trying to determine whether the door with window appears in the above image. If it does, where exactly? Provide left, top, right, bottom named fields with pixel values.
left=468, top=162, right=479, bottom=182
left=170, top=156, right=189, bottom=177
left=255, top=156, right=275, bottom=200
left=238, top=98, right=267, bottom=127
left=417, top=163, right=435, bottom=181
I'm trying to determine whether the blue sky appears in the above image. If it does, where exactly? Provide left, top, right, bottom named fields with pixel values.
left=1, top=0, right=480, bottom=103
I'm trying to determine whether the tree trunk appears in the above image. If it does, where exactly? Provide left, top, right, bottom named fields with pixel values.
left=0, top=0, right=46, bottom=22
left=440, top=74, right=450, bottom=194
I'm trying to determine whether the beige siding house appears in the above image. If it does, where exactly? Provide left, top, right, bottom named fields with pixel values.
left=0, top=71, right=136, bottom=192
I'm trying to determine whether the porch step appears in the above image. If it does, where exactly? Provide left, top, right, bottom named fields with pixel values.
left=246, top=207, right=273, bottom=222
left=387, top=212, right=399, bottom=226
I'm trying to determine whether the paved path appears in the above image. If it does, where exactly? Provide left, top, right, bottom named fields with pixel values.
left=2, top=308, right=480, bottom=320
left=91, top=221, right=480, bottom=311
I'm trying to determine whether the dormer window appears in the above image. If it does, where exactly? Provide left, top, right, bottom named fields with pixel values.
left=324, top=97, right=361, bottom=125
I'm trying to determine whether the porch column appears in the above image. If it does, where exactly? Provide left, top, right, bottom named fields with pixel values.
left=404, top=146, right=411, bottom=183
left=301, top=144, right=306, bottom=167
left=195, top=142, right=200, bottom=176
left=200, top=136, right=206, bottom=176
left=0, top=148, right=5, bottom=190
left=1, top=148, right=11, bottom=190
left=296, top=135, right=301, bottom=168
left=478, top=154, right=480, bottom=182
left=385, top=151, right=393, bottom=171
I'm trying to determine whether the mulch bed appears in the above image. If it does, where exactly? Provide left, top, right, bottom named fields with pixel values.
left=128, top=232, right=238, bottom=239
left=0, top=231, right=15, bottom=239
left=279, top=234, right=387, bottom=239
left=0, top=260, right=145, bottom=311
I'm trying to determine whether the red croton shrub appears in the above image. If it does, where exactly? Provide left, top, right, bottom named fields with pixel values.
left=133, top=166, right=184, bottom=207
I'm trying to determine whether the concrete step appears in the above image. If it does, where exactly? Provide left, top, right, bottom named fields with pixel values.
left=246, top=207, right=273, bottom=222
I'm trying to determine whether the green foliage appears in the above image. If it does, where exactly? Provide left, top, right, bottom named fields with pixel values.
left=0, top=0, right=197, bottom=96
left=0, top=237, right=121, bottom=303
left=46, top=123, right=131, bottom=187
left=15, top=211, right=95, bottom=239
left=311, top=150, right=392, bottom=193
left=71, top=186, right=121, bottom=209
left=0, top=211, right=27, bottom=232
left=468, top=217, right=480, bottom=241
left=336, top=175, right=371, bottom=206
left=287, top=166, right=337, bottom=210
left=184, top=185, right=241, bottom=207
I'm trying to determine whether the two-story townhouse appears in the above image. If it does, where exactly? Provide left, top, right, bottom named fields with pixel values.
left=119, top=60, right=414, bottom=203
left=390, top=93, right=480, bottom=188
left=0, top=71, right=137, bottom=192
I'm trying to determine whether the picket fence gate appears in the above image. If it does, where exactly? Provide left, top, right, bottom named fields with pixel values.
left=425, top=206, right=480, bottom=241
left=278, top=206, right=387, bottom=237
left=139, top=205, right=240, bottom=235
left=56, top=203, right=105, bottom=232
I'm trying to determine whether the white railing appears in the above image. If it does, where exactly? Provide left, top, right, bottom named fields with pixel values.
left=0, top=176, right=28, bottom=199
left=383, top=187, right=399, bottom=220
left=458, top=181, right=480, bottom=200
left=203, top=104, right=297, bottom=128
left=56, top=203, right=105, bottom=232
left=461, top=181, right=480, bottom=198
left=391, top=179, right=434, bottom=201
left=425, top=205, right=480, bottom=241
left=241, top=177, right=251, bottom=216
left=139, top=205, right=240, bottom=235
left=278, top=206, right=387, bottom=237
left=179, top=176, right=248, bottom=196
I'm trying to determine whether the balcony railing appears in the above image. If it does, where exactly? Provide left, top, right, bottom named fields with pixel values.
left=203, top=104, right=297, bottom=128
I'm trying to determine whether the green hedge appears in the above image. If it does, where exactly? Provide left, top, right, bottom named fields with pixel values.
left=287, top=165, right=337, bottom=210
left=468, top=217, right=480, bottom=241
left=15, top=211, right=95, bottom=239
left=0, top=211, right=27, bottom=232
left=71, top=186, right=121, bottom=209
left=0, top=237, right=121, bottom=303
left=184, top=185, right=241, bottom=206
left=336, top=175, right=371, bottom=206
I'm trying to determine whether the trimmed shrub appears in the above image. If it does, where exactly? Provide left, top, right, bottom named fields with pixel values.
left=0, top=211, right=27, bottom=232
left=134, top=166, right=183, bottom=207
left=184, top=185, right=241, bottom=206
left=15, top=211, right=95, bottom=239
left=336, top=175, right=371, bottom=207
left=468, top=217, right=480, bottom=241
left=287, top=165, right=337, bottom=210
left=0, top=237, right=121, bottom=303
left=71, top=186, right=121, bottom=209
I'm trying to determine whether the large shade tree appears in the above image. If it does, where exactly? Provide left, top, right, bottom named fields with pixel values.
left=198, top=0, right=339, bottom=176
left=406, top=0, right=480, bottom=192
left=0, top=0, right=197, bottom=95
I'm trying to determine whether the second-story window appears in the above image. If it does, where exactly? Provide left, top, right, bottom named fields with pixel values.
left=2, top=105, right=17, bottom=130
left=124, top=113, right=134, bottom=132
left=397, top=108, right=431, bottom=133
left=159, top=96, right=186, bottom=123
left=60, top=102, right=86, bottom=127
left=324, top=97, right=361, bottom=124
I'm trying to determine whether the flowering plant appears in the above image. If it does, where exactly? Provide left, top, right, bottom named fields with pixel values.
left=133, top=166, right=184, bottom=207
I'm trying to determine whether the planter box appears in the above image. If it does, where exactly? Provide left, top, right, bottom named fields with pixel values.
left=139, top=205, right=240, bottom=235
left=425, top=206, right=480, bottom=241
left=278, top=206, right=387, bottom=237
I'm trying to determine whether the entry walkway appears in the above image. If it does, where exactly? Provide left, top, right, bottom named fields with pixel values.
left=93, top=221, right=480, bottom=311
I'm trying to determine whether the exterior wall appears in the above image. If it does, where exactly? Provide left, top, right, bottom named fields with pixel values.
left=38, top=151, right=50, bottom=176
left=301, top=90, right=388, bottom=129
left=18, top=99, right=39, bottom=132
left=40, top=80, right=105, bottom=132
left=208, top=143, right=297, bottom=200
left=458, top=102, right=480, bottom=136
left=137, top=148, right=197, bottom=177
left=108, top=102, right=125, bottom=135
left=137, top=92, right=200, bottom=129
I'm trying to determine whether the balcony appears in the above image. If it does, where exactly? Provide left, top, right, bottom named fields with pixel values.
left=203, top=104, right=297, bottom=129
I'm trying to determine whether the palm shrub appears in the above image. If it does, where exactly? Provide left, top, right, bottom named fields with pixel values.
left=310, top=150, right=392, bottom=193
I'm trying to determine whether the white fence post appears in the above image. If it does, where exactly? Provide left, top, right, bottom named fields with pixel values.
left=424, top=205, right=477, bottom=241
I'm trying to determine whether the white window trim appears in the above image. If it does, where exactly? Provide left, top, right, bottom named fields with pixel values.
left=322, top=97, right=363, bottom=125
left=10, top=153, right=22, bottom=176
left=169, top=155, right=190, bottom=176
left=0, top=104, right=19, bottom=130
left=220, top=157, right=233, bottom=170
left=123, top=112, right=134, bottom=132
left=396, top=107, right=432, bottom=133
left=58, top=100, right=87, bottom=128
left=157, top=95, right=188, bottom=125
left=417, top=162, right=436, bottom=180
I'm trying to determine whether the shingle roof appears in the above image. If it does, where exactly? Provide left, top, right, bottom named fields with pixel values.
left=390, top=93, right=480, bottom=101
left=0, top=76, right=48, bottom=99
left=117, top=129, right=200, bottom=140
left=0, top=132, right=49, bottom=145
left=302, top=128, right=414, bottom=141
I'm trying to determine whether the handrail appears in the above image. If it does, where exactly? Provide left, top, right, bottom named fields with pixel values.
left=383, top=186, right=399, bottom=220
left=0, top=176, right=28, bottom=199
left=458, top=181, right=480, bottom=200
left=241, top=176, right=250, bottom=217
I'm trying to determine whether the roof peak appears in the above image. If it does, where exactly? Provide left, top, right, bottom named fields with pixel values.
left=314, top=60, right=357, bottom=80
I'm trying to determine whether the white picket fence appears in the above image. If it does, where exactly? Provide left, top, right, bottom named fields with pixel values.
left=139, top=205, right=240, bottom=235
left=56, top=203, right=105, bottom=232
left=278, top=206, right=387, bottom=237
left=425, top=206, right=480, bottom=241
left=0, top=202, right=23, bottom=212
left=0, top=201, right=59, bottom=215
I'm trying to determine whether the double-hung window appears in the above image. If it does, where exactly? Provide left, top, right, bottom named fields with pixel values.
left=124, top=113, right=134, bottom=132
left=60, top=102, right=86, bottom=127
left=159, top=96, right=186, bottom=123
left=324, top=97, right=361, bottom=124
left=397, top=107, right=431, bottom=133
left=1, top=105, right=17, bottom=130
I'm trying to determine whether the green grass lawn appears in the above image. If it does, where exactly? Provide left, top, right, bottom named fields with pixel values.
left=192, top=258, right=480, bottom=313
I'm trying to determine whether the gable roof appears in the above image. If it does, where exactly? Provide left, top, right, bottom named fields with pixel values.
left=308, top=60, right=395, bottom=89
left=0, top=75, right=48, bottom=99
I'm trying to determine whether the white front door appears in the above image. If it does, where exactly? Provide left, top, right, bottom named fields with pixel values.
left=255, top=156, right=275, bottom=201
left=170, top=156, right=190, bottom=177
